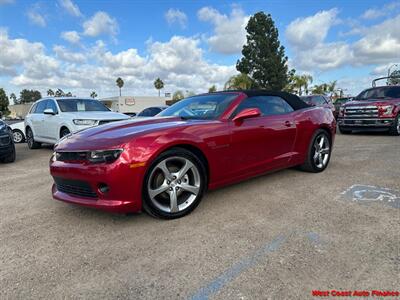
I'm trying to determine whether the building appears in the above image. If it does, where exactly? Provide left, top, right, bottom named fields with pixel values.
left=100, top=95, right=171, bottom=114
left=8, top=104, right=32, bottom=119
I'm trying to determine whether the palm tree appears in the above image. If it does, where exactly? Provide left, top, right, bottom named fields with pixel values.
left=154, top=78, right=164, bottom=97
left=224, top=73, right=254, bottom=90
left=208, top=85, right=217, bottom=92
left=116, top=77, right=124, bottom=97
left=47, top=89, right=54, bottom=96
left=55, top=89, right=64, bottom=97
left=90, top=91, right=98, bottom=99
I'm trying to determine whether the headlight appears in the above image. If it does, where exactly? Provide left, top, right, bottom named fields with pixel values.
left=88, top=149, right=123, bottom=163
left=378, top=105, right=394, bottom=116
left=73, top=119, right=97, bottom=126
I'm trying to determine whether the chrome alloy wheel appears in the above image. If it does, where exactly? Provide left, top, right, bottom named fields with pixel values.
left=313, top=134, right=330, bottom=169
left=27, top=129, right=33, bottom=147
left=13, top=130, right=23, bottom=143
left=147, top=156, right=201, bottom=213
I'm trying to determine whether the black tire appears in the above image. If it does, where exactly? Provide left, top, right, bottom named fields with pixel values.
left=142, top=147, right=207, bottom=219
left=1, top=144, right=16, bottom=163
left=12, top=129, right=25, bottom=143
left=338, top=126, right=352, bottom=134
left=26, top=127, right=41, bottom=149
left=388, top=114, right=400, bottom=136
left=60, top=127, right=71, bottom=138
left=300, top=129, right=332, bottom=173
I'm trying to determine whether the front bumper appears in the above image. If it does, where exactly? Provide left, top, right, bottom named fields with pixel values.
left=50, top=158, right=145, bottom=213
left=338, top=118, right=394, bottom=129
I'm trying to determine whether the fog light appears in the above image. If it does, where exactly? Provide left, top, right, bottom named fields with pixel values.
left=98, top=183, right=110, bottom=194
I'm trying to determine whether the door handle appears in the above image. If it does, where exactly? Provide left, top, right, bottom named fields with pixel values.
left=284, top=121, right=292, bottom=127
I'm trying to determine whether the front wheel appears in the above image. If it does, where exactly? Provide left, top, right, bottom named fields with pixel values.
left=388, top=114, right=400, bottom=136
left=12, top=129, right=25, bottom=143
left=26, top=127, right=41, bottom=149
left=300, top=130, right=331, bottom=173
left=142, top=148, right=206, bottom=219
left=60, top=128, right=71, bottom=138
left=1, top=144, right=16, bottom=163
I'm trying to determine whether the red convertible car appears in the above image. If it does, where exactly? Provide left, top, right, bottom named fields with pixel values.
left=50, top=91, right=336, bottom=219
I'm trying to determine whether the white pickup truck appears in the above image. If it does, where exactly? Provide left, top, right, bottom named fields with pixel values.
left=24, top=97, right=130, bottom=149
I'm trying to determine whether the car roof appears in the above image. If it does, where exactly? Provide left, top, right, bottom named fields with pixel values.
left=207, top=90, right=310, bottom=110
left=38, top=97, right=97, bottom=101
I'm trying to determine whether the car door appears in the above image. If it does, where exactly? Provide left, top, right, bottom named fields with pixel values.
left=31, top=100, right=47, bottom=138
left=43, top=99, right=60, bottom=141
left=229, top=95, right=296, bottom=176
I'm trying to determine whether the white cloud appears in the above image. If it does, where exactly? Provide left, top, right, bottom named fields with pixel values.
left=27, top=7, right=46, bottom=27
left=361, top=2, right=400, bottom=20
left=165, top=8, right=187, bottom=29
left=59, top=0, right=82, bottom=17
left=286, top=9, right=400, bottom=72
left=286, top=8, right=339, bottom=49
left=198, top=6, right=249, bottom=54
left=61, top=31, right=80, bottom=44
left=83, top=11, right=118, bottom=37
left=1, top=30, right=236, bottom=96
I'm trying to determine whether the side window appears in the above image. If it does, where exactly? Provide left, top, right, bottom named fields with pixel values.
left=35, top=100, right=48, bottom=114
left=139, top=108, right=151, bottom=116
left=234, top=96, right=293, bottom=117
left=149, top=107, right=161, bottom=116
left=46, top=100, right=58, bottom=114
left=29, top=103, right=38, bottom=114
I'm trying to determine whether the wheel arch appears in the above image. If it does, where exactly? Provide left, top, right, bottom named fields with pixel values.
left=59, top=125, right=71, bottom=138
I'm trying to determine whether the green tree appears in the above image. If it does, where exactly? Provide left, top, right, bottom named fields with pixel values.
left=237, top=12, right=289, bottom=90
left=388, top=70, right=400, bottom=85
left=208, top=85, right=217, bottom=93
left=90, top=91, right=98, bottom=98
left=47, top=89, right=54, bottom=96
left=172, top=90, right=185, bottom=101
left=283, top=69, right=297, bottom=93
left=55, top=89, right=64, bottom=97
left=312, top=83, right=329, bottom=95
left=224, top=73, right=254, bottom=90
left=65, top=92, right=73, bottom=97
left=0, top=88, right=10, bottom=116
left=9, top=93, right=17, bottom=104
left=154, top=78, right=164, bottom=97
left=116, top=77, right=124, bottom=96
left=19, top=89, right=42, bottom=103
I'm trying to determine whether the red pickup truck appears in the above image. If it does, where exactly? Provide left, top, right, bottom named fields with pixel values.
left=337, top=85, right=400, bottom=135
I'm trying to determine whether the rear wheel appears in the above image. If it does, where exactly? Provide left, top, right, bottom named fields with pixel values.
left=300, top=130, right=331, bottom=173
left=338, top=126, right=352, bottom=134
left=1, top=144, right=16, bottom=163
left=26, top=127, right=41, bottom=149
left=142, top=148, right=206, bottom=219
left=388, top=114, right=400, bottom=136
left=12, top=129, right=25, bottom=143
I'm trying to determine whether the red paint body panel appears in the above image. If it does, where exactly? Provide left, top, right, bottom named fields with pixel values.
left=50, top=92, right=336, bottom=213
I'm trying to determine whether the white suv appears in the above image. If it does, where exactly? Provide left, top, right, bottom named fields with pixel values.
left=25, top=97, right=130, bottom=149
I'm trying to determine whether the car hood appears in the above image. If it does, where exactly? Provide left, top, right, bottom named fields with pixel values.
left=344, top=99, right=399, bottom=107
left=62, top=111, right=129, bottom=120
left=55, top=116, right=216, bottom=151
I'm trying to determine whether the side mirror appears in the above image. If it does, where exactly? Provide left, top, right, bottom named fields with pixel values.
left=44, top=108, right=55, bottom=115
left=233, top=108, right=261, bottom=123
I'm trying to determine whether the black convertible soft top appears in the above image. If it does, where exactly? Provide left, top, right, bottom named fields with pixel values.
left=237, top=90, right=311, bottom=110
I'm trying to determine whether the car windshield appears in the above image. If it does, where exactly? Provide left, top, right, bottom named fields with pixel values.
left=355, top=86, right=400, bottom=100
left=159, top=94, right=238, bottom=120
left=57, top=99, right=110, bottom=112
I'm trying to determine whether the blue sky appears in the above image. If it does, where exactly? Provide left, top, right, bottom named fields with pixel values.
left=0, top=0, right=399, bottom=101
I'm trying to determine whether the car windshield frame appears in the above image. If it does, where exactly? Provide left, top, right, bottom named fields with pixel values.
left=56, top=99, right=110, bottom=112
left=354, top=86, right=400, bottom=101
left=158, top=93, right=238, bottom=120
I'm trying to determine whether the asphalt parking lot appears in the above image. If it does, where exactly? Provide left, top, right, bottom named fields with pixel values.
left=0, top=133, right=399, bottom=299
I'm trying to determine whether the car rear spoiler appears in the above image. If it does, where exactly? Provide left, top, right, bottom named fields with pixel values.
left=372, top=75, right=400, bottom=87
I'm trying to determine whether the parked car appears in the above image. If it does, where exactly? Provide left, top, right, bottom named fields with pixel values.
left=333, top=97, right=352, bottom=114
left=338, top=85, right=400, bottom=135
left=0, top=119, right=16, bottom=163
left=136, top=106, right=168, bottom=117
left=25, top=97, right=130, bottom=149
left=50, top=91, right=336, bottom=219
left=10, top=121, right=25, bottom=143
left=300, top=95, right=336, bottom=118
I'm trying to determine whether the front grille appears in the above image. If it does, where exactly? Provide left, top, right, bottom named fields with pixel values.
left=98, top=119, right=124, bottom=125
left=54, top=177, right=97, bottom=199
left=56, top=151, right=88, bottom=162
left=0, top=135, right=11, bottom=146
left=344, top=106, right=378, bottom=118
